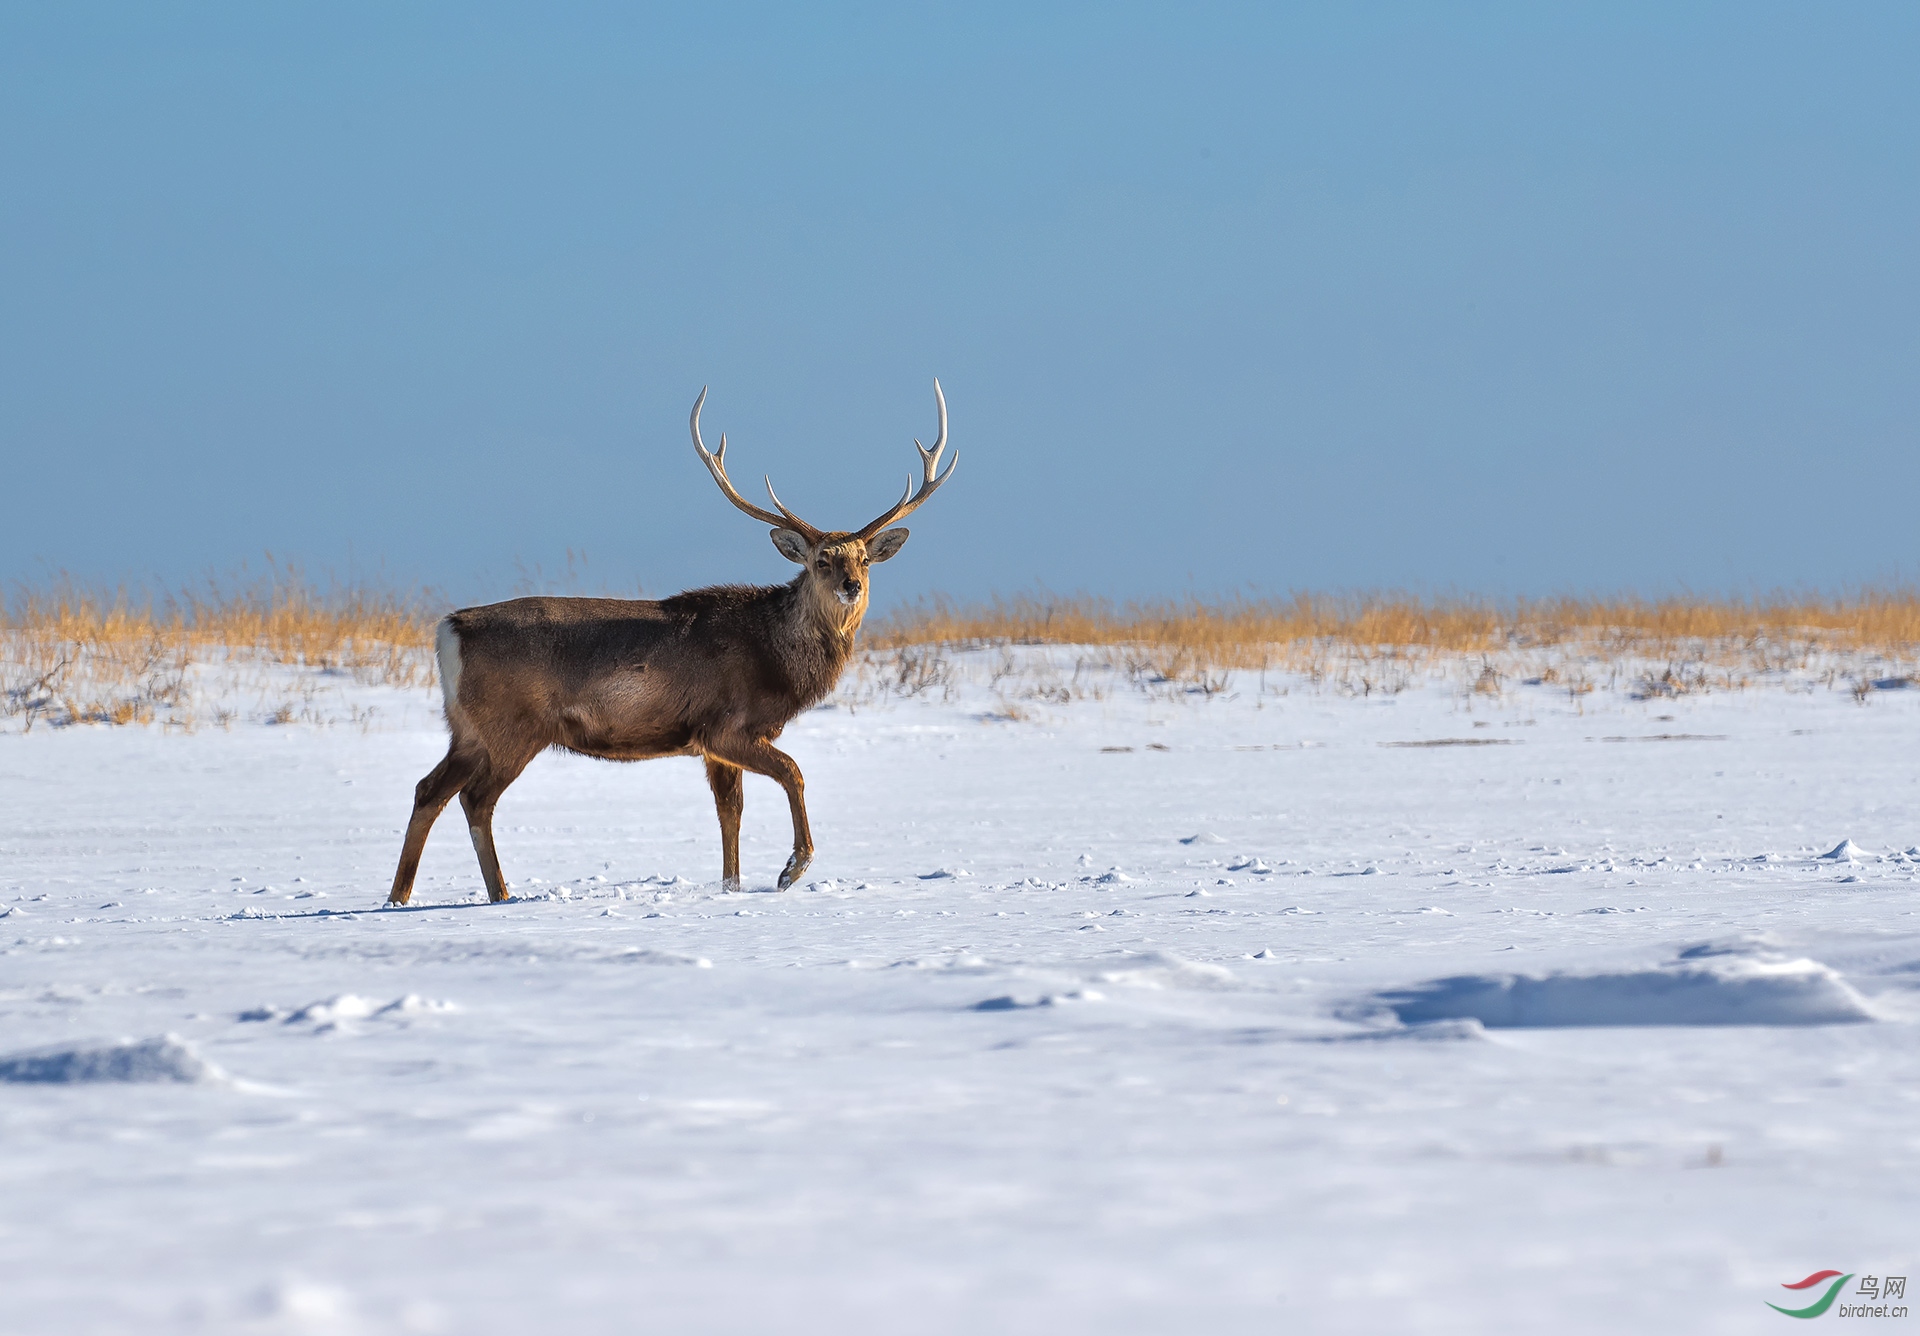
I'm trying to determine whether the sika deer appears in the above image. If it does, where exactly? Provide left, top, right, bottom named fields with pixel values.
left=386, top=382, right=956, bottom=905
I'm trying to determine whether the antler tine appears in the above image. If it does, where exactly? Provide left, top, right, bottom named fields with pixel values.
left=689, top=387, right=824, bottom=539
left=925, top=374, right=948, bottom=459
left=763, top=477, right=823, bottom=537
left=852, top=378, right=957, bottom=540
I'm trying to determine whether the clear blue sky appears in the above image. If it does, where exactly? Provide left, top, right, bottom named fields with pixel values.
left=3, top=4, right=1916, bottom=607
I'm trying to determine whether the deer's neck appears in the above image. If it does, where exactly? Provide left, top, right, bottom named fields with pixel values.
left=772, top=577, right=863, bottom=706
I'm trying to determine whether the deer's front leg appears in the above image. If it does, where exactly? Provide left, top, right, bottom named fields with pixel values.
left=705, top=737, right=812, bottom=889
left=703, top=756, right=745, bottom=890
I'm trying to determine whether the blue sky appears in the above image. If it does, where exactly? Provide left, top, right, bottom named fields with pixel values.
left=2, top=4, right=1915, bottom=606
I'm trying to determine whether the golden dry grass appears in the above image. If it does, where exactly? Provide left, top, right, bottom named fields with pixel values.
left=3, top=572, right=436, bottom=729
left=8, top=578, right=1920, bottom=728
left=867, top=590, right=1920, bottom=663
left=862, top=589, right=1920, bottom=704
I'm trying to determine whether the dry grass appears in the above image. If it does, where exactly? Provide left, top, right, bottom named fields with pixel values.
left=867, top=590, right=1920, bottom=661
left=3, top=571, right=437, bottom=730
left=861, top=589, right=1920, bottom=704
left=9, top=578, right=1920, bottom=729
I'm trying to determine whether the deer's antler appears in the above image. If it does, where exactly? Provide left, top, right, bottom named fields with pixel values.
left=690, top=387, right=825, bottom=542
left=851, top=378, right=958, bottom=540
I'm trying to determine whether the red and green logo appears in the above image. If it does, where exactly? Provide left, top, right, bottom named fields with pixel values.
left=1769, top=1271, right=1852, bottom=1319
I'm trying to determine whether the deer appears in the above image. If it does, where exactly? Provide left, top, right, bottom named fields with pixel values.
left=385, top=381, right=957, bottom=907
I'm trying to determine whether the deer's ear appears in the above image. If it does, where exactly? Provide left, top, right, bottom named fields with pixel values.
left=867, top=528, right=910, bottom=562
left=770, top=528, right=812, bottom=564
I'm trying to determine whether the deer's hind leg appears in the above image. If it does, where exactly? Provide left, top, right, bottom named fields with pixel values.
left=704, top=756, right=744, bottom=890
left=388, top=748, right=481, bottom=906
left=458, top=744, right=541, bottom=904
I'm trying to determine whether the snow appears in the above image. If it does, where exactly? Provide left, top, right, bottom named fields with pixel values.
left=1372, top=943, right=1878, bottom=1028
left=3, top=646, right=1919, bottom=1332
left=0, top=1034, right=225, bottom=1085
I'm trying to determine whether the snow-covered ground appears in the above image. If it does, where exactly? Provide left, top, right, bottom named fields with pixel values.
left=3, top=647, right=1917, bottom=1334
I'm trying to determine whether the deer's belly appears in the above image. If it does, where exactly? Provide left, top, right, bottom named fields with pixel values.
left=564, top=739, right=702, bottom=762
left=551, top=693, right=699, bottom=762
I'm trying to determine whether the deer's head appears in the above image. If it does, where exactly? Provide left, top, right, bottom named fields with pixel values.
left=690, top=381, right=957, bottom=631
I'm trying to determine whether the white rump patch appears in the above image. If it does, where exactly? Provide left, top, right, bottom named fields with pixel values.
left=435, top=618, right=463, bottom=718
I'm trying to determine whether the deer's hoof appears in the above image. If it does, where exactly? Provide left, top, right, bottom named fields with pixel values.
left=776, top=852, right=812, bottom=890
left=386, top=891, right=411, bottom=906
left=720, top=876, right=742, bottom=892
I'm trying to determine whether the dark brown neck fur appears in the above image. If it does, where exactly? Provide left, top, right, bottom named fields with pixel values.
left=658, top=575, right=862, bottom=719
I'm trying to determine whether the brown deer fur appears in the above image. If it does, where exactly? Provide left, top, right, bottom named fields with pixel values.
left=386, top=383, right=953, bottom=906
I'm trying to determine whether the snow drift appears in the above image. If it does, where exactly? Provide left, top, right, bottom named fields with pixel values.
left=1375, top=945, right=1876, bottom=1028
left=0, top=1035, right=224, bottom=1084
